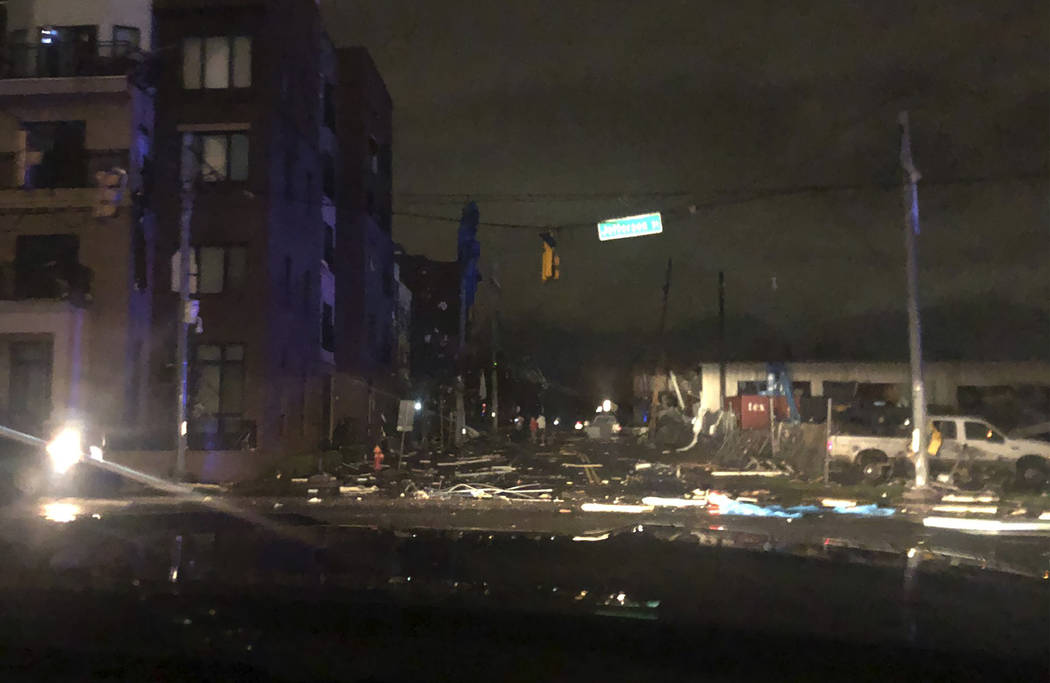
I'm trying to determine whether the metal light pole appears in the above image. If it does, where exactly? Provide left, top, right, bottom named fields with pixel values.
left=718, top=270, right=726, bottom=410
left=454, top=202, right=480, bottom=447
left=899, top=112, right=929, bottom=489
left=490, top=259, right=501, bottom=434
left=455, top=274, right=466, bottom=446
left=175, top=133, right=196, bottom=480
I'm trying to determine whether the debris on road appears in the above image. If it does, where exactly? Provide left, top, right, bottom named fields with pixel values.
left=426, top=482, right=552, bottom=501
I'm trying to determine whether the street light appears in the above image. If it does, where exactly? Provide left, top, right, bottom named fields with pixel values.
left=46, top=426, right=83, bottom=475
left=602, top=399, right=612, bottom=413
left=414, top=400, right=422, bottom=412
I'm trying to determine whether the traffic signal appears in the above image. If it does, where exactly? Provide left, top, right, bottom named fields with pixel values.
left=540, top=231, right=559, bottom=282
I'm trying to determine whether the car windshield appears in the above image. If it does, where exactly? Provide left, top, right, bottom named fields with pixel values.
left=0, top=1, right=1048, bottom=679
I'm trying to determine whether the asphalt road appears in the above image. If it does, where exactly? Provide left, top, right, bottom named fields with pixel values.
left=2, top=492, right=1049, bottom=671
left=3, top=435, right=1049, bottom=678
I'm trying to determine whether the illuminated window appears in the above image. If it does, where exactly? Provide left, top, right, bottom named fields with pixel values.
left=195, top=246, right=246, bottom=294
left=183, top=36, right=252, bottom=89
left=183, top=132, right=249, bottom=182
left=192, top=344, right=245, bottom=419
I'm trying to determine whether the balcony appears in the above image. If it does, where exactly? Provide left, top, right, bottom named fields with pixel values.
left=0, top=261, right=93, bottom=307
left=0, top=148, right=129, bottom=194
left=2, top=41, right=138, bottom=80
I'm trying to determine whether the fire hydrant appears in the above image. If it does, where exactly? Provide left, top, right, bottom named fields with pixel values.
left=373, top=445, right=385, bottom=471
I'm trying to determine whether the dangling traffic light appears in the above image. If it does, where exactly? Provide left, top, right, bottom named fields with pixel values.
left=540, top=231, right=559, bottom=282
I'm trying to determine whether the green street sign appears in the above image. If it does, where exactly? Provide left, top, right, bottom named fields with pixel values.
left=597, top=212, right=663, bottom=241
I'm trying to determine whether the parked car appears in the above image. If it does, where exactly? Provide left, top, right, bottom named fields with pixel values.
left=583, top=414, right=621, bottom=440
left=827, top=414, right=1050, bottom=489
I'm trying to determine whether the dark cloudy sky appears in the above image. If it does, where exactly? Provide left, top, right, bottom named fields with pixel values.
left=323, top=1, right=1048, bottom=357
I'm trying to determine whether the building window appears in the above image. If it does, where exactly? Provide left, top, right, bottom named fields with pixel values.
left=13, top=234, right=87, bottom=300
left=8, top=340, right=52, bottom=434
left=182, top=36, right=252, bottom=89
left=322, top=82, right=335, bottom=130
left=368, top=137, right=379, bottom=174
left=192, top=344, right=245, bottom=444
left=195, top=245, right=246, bottom=294
left=322, top=153, right=334, bottom=199
left=321, top=303, right=335, bottom=352
left=21, top=121, right=87, bottom=188
left=183, top=132, right=249, bottom=182
left=302, top=270, right=312, bottom=313
left=112, top=26, right=140, bottom=56
left=737, top=381, right=767, bottom=395
left=323, top=224, right=335, bottom=267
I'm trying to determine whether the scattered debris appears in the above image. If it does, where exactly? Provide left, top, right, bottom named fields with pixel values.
left=931, top=504, right=998, bottom=515
left=426, top=483, right=552, bottom=501
left=710, top=469, right=785, bottom=478
left=339, top=485, right=379, bottom=495
left=580, top=502, right=654, bottom=514
left=641, top=494, right=707, bottom=508
left=942, top=493, right=998, bottom=503
left=708, top=492, right=894, bottom=519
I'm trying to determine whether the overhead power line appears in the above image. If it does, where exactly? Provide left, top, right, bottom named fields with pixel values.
left=397, top=190, right=691, bottom=203
left=393, top=171, right=1048, bottom=232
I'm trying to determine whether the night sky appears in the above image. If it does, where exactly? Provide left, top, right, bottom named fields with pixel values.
left=323, top=1, right=1048, bottom=365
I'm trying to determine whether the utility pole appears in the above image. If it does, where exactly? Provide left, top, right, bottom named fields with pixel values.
left=175, top=133, right=196, bottom=480
left=657, top=257, right=672, bottom=359
left=899, top=111, right=929, bottom=490
left=455, top=202, right=480, bottom=447
left=490, top=259, right=501, bottom=434
left=718, top=270, right=727, bottom=411
left=455, top=274, right=467, bottom=445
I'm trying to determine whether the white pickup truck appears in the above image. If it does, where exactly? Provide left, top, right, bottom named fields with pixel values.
left=827, top=415, right=1050, bottom=489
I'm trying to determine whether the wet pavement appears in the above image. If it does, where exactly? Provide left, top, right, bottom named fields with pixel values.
left=1, top=498, right=1048, bottom=671
left=3, top=434, right=1050, bottom=680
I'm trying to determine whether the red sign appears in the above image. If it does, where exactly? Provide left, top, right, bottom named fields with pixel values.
left=728, top=395, right=790, bottom=430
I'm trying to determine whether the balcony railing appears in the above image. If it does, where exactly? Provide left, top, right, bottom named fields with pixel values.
left=0, top=261, right=93, bottom=306
left=2, top=41, right=138, bottom=79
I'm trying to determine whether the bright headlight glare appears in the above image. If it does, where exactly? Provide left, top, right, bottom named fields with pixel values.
left=46, top=427, right=83, bottom=475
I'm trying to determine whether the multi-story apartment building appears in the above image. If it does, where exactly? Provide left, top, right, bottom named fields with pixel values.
left=331, top=46, right=398, bottom=441
left=0, top=0, right=402, bottom=479
left=396, top=252, right=460, bottom=387
left=148, top=0, right=331, bottom=464
left=0, top=0, right=154, bottom=442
